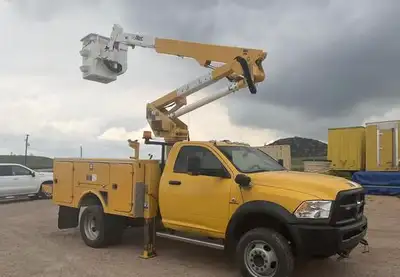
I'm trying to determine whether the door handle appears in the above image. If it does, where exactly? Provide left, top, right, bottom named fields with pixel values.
left=169, top=180, right=181, bottom=185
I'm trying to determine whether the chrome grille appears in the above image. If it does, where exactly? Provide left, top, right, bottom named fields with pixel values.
left=330, top=188, right=365, bottom=226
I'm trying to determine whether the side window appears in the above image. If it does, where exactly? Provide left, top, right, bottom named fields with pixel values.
left=173, top=146, right=226, bottom=176
left=0, top=166, right=13, bottom=176
left=12, top=166, right=31, bottom=176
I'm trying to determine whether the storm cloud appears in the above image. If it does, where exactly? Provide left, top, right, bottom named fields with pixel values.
left=226, top=0, right=400, bottom=139
left=117, top=0, right=400, bottom=139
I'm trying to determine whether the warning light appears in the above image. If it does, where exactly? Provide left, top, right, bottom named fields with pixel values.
left=143, top=131, right=152, bottom=140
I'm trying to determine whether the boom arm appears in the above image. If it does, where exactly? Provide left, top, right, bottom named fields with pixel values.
left=79, top=24, right=267, bottom=143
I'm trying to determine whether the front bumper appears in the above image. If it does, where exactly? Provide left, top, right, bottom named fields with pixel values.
left=289, top=215, right=368, bottom=257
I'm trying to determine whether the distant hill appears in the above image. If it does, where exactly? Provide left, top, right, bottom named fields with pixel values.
left=268, top=136, right=327, bottom=158
left=0, top=155, right=53, bottom=169
left=0, top=137, right=326, bottom=170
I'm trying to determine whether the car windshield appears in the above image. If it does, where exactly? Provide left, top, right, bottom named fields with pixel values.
left=217, top=145, right=286, bottom=173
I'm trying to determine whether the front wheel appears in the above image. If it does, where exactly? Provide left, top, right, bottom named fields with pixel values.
left=236, top=228, right=294, bottom=277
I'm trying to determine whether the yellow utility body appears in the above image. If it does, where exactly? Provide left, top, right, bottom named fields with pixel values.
left=53, top=158, right=160, bottom=218
left=52, top=25, right=368, bottom=277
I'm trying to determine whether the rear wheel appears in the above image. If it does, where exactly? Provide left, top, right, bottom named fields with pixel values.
left=38, top=184, right=52, bottom=199
left=30, top=184, right=52, bottom=200
left=79, top=205, right=125, bottom=248
left=236, top=228, right=294, bottom=277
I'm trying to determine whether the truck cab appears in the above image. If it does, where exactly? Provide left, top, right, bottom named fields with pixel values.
left=159, top=141, right=367, bottom=263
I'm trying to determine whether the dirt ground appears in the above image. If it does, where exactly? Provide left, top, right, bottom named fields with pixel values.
left=0, top=195, right=399, bottom=277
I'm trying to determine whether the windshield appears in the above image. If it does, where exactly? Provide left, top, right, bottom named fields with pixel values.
left=217, top=145, right=286, bottom=173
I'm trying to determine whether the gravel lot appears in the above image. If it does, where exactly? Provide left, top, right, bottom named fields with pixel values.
left=0, top=195, right=399, bottom=277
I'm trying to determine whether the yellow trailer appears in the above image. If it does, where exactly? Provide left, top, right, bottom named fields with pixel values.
left=327, top=126, right=366, bottom=171
left=365, top=120, right=400, bottom=171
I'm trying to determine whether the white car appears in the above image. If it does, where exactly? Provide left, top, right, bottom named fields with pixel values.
left=0, top=163, right=54, bottom=200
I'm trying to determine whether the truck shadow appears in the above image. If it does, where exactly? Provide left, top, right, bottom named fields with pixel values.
left=120, top=227, right=361, bottom=277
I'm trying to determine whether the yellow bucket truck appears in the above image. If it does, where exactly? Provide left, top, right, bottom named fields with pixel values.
left=52, top=25, right=368, bottom=277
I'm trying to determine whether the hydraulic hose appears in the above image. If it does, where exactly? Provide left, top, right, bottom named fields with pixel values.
left=234, top=56, right=257, bottom=94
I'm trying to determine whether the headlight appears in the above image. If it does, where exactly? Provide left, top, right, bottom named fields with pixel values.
left=347, top=180, right=361, bottom=188
left=294, top=200, right=332, bottom=219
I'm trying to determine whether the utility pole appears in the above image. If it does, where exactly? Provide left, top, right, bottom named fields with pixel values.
left=80, top=145, right=83, bottom=158
left=24, top=134, right=30, bottom=165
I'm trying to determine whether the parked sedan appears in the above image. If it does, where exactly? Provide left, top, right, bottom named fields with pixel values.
left=0, top=163, right=54, bottom=200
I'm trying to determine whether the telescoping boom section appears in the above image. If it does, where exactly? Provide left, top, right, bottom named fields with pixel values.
left=79, top=24, right=267, bottom=143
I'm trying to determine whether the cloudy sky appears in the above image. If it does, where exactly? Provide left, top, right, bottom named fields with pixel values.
left=1, top=0, right=399, bottom=159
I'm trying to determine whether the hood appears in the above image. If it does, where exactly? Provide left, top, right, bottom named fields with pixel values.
left=247, top=170, right=361, bottom=199
left=36, top=171, right=54, bottom=179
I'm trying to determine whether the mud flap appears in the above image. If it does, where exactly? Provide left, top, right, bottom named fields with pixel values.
left=58, top=206, right=79, bottom=229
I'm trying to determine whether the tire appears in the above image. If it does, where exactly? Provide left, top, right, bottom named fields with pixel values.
left=38, top=184, right=52, bottom=199
left=31, top=184, right=52, bottom=200
left=236, top=228, right=294, bottom=277
left=79, top=205, right=125, bottom=248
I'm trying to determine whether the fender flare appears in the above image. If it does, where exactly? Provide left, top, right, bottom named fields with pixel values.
left=78, top=190, right=107, bottom=210
left=224, top=200, right=298, bottom=251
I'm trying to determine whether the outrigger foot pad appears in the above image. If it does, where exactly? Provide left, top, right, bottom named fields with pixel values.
left=360, top=238, right=370, bottom=253
left=140, top=248, right=157, bottom=259
left=336, top=238, right=370, bottom=261
left=336, top=250, right=350, bottom=261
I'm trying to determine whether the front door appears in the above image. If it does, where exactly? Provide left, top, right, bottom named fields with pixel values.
left=11, top=165, right=37, bottom=194
left=159, top=144, right=232, bottom=237
left=0, top=165, right=32, bottom=197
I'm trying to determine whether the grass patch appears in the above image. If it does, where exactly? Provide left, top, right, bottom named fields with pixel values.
left=0, top=155, right=53, bottom=170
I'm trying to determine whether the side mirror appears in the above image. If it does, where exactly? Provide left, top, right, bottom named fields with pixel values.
left=187, top=156, right=201, bottom=175
left=31, top=171, right=36, bottom=177
left=235, top=174, right=251, bottom=188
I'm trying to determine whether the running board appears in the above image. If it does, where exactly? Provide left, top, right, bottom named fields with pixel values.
left=155, top=232, right=225, bottom=250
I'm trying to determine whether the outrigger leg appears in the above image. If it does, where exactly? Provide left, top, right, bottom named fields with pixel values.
left=140, top=217, right=157, bottom=259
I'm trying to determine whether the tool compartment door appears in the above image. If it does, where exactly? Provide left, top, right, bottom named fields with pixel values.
left=109, top=163, right=133, bottom=213
left=379, top=128, right=395, bottom=169
left=53, top=161, right=74, bottom=204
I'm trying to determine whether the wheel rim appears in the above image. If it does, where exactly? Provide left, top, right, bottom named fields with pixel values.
left=83, top=214, right=100, bottom=241
left=244, top=240, right=279, bottom=277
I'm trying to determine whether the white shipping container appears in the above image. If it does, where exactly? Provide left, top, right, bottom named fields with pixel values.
left=303, top=160, right=331, bottom=174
